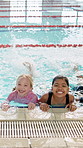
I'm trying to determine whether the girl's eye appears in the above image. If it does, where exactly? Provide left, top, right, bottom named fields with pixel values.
left=18, top=84, right=21, bottom=86
left=53, top=84, right=67, bottom=87
left=62, top=85, right=67, bottom=87
left=24, top=85, right=28, bottom=87
left=62, top=85, right=66, bottom=87
left=54, top=84, right=58, bottom=87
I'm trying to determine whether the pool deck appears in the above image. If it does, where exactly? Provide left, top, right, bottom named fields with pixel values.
left=0, top=106, right=83, bottom=148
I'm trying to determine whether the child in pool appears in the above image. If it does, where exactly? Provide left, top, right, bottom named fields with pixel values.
left=1, top=74, right=38, bottom=111
left=39, top=75, right=77, bottom=112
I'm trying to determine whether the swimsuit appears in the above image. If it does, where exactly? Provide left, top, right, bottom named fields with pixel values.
left=46, top=92, right=69, bottom=108
left=6, top=90, right=38, bottom=104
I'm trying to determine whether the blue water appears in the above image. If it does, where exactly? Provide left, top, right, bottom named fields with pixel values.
left=0, top=0, right=83, bottom=104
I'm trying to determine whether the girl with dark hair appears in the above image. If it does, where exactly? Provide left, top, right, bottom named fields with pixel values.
left=39, top=75, right=77, bottom=112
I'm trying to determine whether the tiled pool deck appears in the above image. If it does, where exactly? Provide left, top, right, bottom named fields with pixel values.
left=0, top=107, right=83, bottom=148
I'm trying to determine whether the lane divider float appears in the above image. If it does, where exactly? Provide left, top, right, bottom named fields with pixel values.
left=0, top=5, right=81, bottom=8
left=0, top=25, right=83, bottom=28
left=0, top=44, right=83, bottom=48
left=0, top=9, right=83, bottom=12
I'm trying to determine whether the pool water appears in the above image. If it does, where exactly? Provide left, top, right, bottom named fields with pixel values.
left=0, top=0, right=83, bottom=104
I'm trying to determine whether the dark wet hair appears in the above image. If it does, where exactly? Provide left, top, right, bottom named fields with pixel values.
left=52, top=75, right=69, bottom=86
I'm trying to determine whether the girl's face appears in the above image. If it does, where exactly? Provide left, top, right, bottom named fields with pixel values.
left=16, top=77, right=32, bottom=97
left=52, top=79, right=69, bottom=98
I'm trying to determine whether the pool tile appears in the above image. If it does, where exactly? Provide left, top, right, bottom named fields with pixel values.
left=65, top=138, right=83, bottom=147
left=52, top=108, right=68, bottom=113
left=51, top=108, right=83, bottom=120
left=31, top=138, right=67, bottom=148
left=24, top=107, right=55, bottom=120
left=0, top=139, right=29, bottom=147
left=0, top=108, right=25, bottom=120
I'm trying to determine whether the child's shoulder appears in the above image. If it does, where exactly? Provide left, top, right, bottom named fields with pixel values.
left=9, top=90, right=17, bottom=96
left=69, top=93, right=74, bottom=97
left=40, top=92, right=49, bottom=100
left=68, top=93, right=74, bottom=101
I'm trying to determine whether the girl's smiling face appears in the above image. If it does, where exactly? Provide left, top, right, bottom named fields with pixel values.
left=52, top=79, right=69, bottom=98
left=16, top=77, right=32, bottom=97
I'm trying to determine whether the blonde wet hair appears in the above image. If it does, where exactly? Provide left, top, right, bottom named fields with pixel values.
left=16, top=74, right=33, bottom=88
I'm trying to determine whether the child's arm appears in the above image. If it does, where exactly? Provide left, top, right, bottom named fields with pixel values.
left=39, top=93, right=50, bottom=112
left=76, top=75, right=83, bottom=78
left=66, top=103, right=77, bottom=111
left=1, top=101, right=10, bottom=111
left=1, top=91, right=15, bottom=111
left=28, top=102, right=36, bottom=110
left=65, top=95, right=77, bottom=111
left=39, top=103, right=50, bottom=111
left=27, top=92, right=38, bottom=110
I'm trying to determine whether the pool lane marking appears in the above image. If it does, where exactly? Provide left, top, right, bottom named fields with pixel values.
left=0, top=44, right=83, bottom=48
left=0, top=25, right=83, bottom=28
left=0, top=5, right=81, bottom=8
left=0, top=15, right=82, bottom=18
left=0, top=0, right=78, bottom=3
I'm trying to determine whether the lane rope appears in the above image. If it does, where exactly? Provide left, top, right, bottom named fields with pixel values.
left=0, top=5, right=80, bottom=8
left=0, top=9, right=83, bottom=12
left=0, top=0, right=79, bottom=3
left=0, top=25, right=83, bottom=28
left=0, top=44, right=83, bottom=48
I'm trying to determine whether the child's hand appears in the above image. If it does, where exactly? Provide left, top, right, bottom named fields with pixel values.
left=40, top=103, right=50, bottom=112
left=1, top=103, right=10, bottom=111
left=66, top=103, right=77, bottom=111
left=28, top=102, right=36, bottom=110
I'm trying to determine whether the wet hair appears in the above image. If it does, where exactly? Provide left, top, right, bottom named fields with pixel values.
left=16, top=74, right=33, bottom=88
left=52, top=75, right=69, bottom=86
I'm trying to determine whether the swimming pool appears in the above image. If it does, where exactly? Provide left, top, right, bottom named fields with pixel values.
left=0, top=0, right=83, bottom=104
